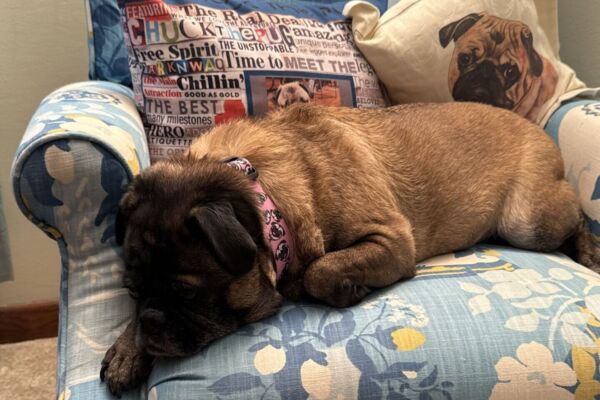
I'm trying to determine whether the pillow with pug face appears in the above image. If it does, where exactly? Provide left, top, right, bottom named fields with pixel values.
left=344, top=0, right=595, bottom=125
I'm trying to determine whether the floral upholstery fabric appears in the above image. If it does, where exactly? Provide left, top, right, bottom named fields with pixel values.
left=546, top=99, right=600, bottom=242
left=12, top=81, right=149, bottom=399
left=145, top=247, right=600, bottom=400
left=11, top=82, right=600, bottom=399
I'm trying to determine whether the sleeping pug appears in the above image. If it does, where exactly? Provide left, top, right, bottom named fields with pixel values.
left=101, top=102, right=600, bottom=396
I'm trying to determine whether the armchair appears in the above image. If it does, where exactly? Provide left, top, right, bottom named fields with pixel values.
left=11, top=2, right=600, bottom=400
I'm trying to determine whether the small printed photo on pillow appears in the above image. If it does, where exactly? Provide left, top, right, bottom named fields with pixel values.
left=245, top=72, right=355, bottom=116
left=266, top=77, right=345, bottom=112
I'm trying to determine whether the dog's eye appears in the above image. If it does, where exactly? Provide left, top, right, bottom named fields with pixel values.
left=458, top=53, right=472, bottom=67
left=505, top=66, right=518, bottom=78
left=502, top=63, right=520, bottom=88
left=172, top=281, right=197, bottom=300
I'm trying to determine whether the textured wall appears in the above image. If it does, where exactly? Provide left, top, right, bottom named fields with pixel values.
left=558, top=0, right=600, bottom=87
left=0, top=1, right=88, bottom=305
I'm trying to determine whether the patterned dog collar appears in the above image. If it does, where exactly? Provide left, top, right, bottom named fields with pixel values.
left=224, top=157, right=293, bottom=282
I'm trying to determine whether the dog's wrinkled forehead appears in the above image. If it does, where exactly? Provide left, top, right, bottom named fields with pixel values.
left=116, top=161, right=201, bottom=248
left=440, top=13, right=530, bottom=51
left=116, top=158, right=264, bottom=280
left=132, top=161, right=190, bottom=200
left=121, top=185, right=177, bottom=235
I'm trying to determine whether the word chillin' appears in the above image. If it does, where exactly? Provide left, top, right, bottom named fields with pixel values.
left=176, top=74, right=243, bottom=90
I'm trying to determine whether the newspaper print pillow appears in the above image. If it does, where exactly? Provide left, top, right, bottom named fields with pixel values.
left=117, top=0, right=388, bottom=162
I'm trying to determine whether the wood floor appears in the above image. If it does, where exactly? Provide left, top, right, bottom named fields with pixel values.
left=0, top=301, right=58, bottom=344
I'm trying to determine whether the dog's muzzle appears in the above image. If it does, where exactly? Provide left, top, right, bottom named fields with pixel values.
left=452, top=61, right=514, bottom=110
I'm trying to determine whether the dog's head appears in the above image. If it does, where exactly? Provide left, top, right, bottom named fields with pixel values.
left=273, top=81, right=312, bottom=108
left=116, top=157, right=282, bottom=357
left=439, top=13, right=550, bottom=112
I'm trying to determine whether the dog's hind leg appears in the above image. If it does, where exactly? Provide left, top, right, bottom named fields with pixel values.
left=495, top=130, right=583, bottom=256
left=495, top=136, right=600, bottom=271
left=303, top=212, right=416, bottom=308
left=497, top=179, right=580, bottom=253
left=496, top=168, right=600, bottom=272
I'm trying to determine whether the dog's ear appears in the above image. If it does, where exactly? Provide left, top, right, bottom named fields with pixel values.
left=439, top=13, right=482, bottom=48
left=298, top=82, right=312, bottom=99
left=521, top=29, right=543, bottom=77
left=115, top=190, right=139, bottom=245
left=272, top=86, right=282, bottom=105
left=189, top=202, right=257, bottom=276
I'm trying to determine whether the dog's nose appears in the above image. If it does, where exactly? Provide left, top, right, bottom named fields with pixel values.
left=139, top=309, right=166, bottom=335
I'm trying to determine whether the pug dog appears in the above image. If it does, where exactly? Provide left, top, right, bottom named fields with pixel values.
left=272, top=80, right=312, bottom=108
left=307, top=79, right=323, bottom=95
left=101, top=102, right=600, bottom=396
left=439, top=13, right=558, bottom=122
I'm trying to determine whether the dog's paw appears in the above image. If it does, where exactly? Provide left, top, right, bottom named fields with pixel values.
left=305, top=267, right=370, bottom=308
left=100, top=341, right=153, bottom=398
left=332, top=279, right=371, bottom=308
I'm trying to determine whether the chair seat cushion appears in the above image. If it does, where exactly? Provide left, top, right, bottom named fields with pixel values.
left=140, top=245, right=600, bottom=399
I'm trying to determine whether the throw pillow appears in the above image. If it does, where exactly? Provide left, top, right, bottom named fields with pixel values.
left=87, top=0, right=132, bottom=86
left=117, top=0, right=388, bottom=162
left=344, top=0, right=592, bottom=125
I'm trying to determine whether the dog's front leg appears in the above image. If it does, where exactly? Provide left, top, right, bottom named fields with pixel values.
left=100, top=319, right=153, bottom=397
left=304, top=213, right=416, bottom=308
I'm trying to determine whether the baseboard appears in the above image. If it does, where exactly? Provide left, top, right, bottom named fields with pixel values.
left=0, top=301, right=58, bottom=344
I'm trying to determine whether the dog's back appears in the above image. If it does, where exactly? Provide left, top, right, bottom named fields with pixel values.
left=102, top=102, right=595, bottom=394
left=189, top=103, right=566, bottom=260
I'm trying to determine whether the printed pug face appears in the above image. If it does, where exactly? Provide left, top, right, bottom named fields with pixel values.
left=439, top=12, right=558, bottom=121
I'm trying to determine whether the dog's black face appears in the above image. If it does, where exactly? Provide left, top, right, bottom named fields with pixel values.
left=451, top=59, right=517, bottom=109
left=439, top=13, right=547, bottom=112
left=116, top=157, right=282, bottom=357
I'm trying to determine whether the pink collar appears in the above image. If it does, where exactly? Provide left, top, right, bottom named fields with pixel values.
left=224, top=157, right=293, bottom=282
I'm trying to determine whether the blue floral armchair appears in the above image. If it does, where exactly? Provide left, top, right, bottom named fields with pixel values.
left=11, top=1, right=600, bottom=399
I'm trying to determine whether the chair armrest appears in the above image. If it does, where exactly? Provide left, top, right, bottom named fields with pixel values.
left=12, top=81, right=149, bottom=236
left=11, top=81, right=149, bottom=399
left=545, top=98, right=600, bottom=242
